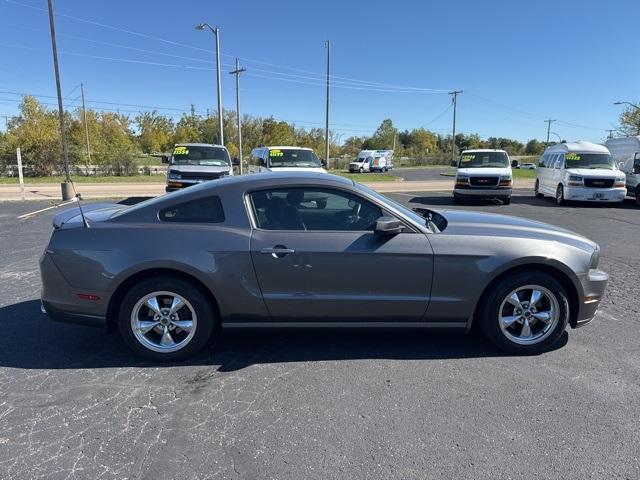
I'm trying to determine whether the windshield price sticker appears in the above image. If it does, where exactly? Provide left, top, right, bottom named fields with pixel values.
left=173, top=146, right=189, bottom=155
left=461, top=154, right=475, bottom=162
left=566, top=153, right=581, bottom=161
left=269, top=149, right=284, bottom=157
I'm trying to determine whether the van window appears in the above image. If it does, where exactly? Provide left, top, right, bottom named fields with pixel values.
left=554, top=154, right=564, bottom=169
left=539, top=154, right=548, bottom=168
left=267, top=149, right=322, bottom=168
left=459, top=151, right=509, bottom=168
left=171, top=146, right=230, bottom=167
left=564, top=152, right=615, bottom=170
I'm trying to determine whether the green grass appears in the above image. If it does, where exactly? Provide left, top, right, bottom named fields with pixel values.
left=0, top=175, right=166, bottom=184
left=512, top=169, right=537, bottom=179
left=332, top=171, right=398, bottom=182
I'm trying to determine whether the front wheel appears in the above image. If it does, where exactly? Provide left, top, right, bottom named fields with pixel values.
left=478, top=272, right=569, bottom=354
left=534, top=180, right=543, bottom=198
left=636, top=190, right=640, bottom=207
left=118, top=276, right=214, bottom=361
left=556, top=184, right=565, bottom=205
left=359, top=167, right=364, bottom=173
left=502, top=196, right=511, bottom=205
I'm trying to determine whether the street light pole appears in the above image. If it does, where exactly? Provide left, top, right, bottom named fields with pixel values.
left=229, top=58, right=246, bottom=174
left=47, top=0, right=72, bottom=200
left=196, top=23, right=224, bottom=146
left=81, top=83, right=91, bottom=161
left=448, top=90, right=462, bottom=165
left=324, top=40, right=330, bottom=167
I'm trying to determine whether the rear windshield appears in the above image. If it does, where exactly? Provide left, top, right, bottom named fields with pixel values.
left=460, top=152, right=509, bottom=168
left=171, top=145, right=230, bottom=166
left=564, top=153, right=614, bottom=170
left=268, top=149, right=322, bottom=168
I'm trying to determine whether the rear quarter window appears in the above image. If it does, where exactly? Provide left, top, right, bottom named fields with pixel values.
left=159, top=196, right=225, bottom=223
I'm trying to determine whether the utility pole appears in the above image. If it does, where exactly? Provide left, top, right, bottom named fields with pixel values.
left=545, top=119, right=556, bottom=146
left=47, top=0, right=72, bottom=200
left=229, top=58, right=246, bottom=174
left=80, top=83, right=91, bottom=161
left=324, top=40, right=330, bottom=168
left=195, top=23, right=224, bottom=146
left=449, top=90, right=462, bottom=165
left=606, top=129, right=614, bottom=140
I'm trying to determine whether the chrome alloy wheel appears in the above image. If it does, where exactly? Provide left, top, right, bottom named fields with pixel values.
left=130, top=291, right=197, bottom=353
left=498, top=285, right=560, bottom=345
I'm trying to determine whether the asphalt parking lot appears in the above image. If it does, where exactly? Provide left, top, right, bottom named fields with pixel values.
left=1, top=192, right=639, bottom=480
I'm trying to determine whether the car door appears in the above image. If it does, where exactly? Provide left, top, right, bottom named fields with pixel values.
left=247, top=186, right=434, bottom=322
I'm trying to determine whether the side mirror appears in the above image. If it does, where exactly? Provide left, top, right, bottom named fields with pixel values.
left=633, top=164, right=640, bottom=175
left=374, top=216, right=404, bottom=235
left=511, top=160, right=519, bottom=168
left=161, top=155, right=170, bottom=164
left=450, top=160, right=458, bottom=167
left=232, top=157, right=240, bottom=166
left=321, top=160, right=327, bottom=168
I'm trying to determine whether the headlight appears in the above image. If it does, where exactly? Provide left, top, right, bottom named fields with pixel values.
left=568, top=175, right=583, bottom=186
left=614, top=176, right=625, bottom=187
left=168, top=171, right=181, bottom=180
left=456, top=175, right=468, bottom=182
left=499, top=174, right=512, bottom=181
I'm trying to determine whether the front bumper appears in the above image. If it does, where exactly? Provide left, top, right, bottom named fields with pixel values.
left=454, top=187, right=512, bottom=198
left=573, top=268, right=609, bottom=327
left=564, top=186, right=626, bottom=202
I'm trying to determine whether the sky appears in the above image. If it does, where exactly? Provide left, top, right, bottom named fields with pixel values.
left=0, top=0, right=638, bottom=143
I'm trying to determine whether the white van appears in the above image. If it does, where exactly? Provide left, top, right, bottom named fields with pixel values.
left=249, top=146, right=327, bottom=173
left=453, top=149, right=512, bottom=204
left=163, top=143, right=233, bottom=192
left=348, top=149, right=394, bottom=173
left=605, top=136, right=640, bottom=206
left=534, top=141, right=626, bottom=205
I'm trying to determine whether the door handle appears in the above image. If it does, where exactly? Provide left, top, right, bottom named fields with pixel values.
left=260, top=246, right=295, bottom=257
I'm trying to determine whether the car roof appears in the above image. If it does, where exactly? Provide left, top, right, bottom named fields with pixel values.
left=461, top=149, right=508, bottom=153
left=174, top=143, right=225, bottom=148
left=253, top=146, right=314, bottom=151
left=544, top=141, right=609, bottom=154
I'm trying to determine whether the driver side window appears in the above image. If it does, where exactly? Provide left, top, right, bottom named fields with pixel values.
left=249, top=187, right=385, bottom=231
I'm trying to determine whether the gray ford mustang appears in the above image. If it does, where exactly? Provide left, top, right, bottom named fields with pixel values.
left=40, top=172, right=608, bottom=360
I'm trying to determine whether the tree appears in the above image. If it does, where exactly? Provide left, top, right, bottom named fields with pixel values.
left=135, top=111, right=174, bottom=153
left=524, top=139, right=544, bottom=155
left=405, top=128, right=438, bottom=157
left=618, top=105, right=640, bottom=136
left=340, top=136, right=365, bottom=157
left=173, top=113, right=202, bottom=144
left=261, top=118, right=295, bottom=145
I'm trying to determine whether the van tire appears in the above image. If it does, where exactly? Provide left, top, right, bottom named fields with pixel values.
left=359, top=167, right=364, bottom=173
left=503, top=197, right=511, bottom=205
left=556, top=184, right=565, bottom=205
left=636, top=190, right=640, bottom=207
left=534, top=180, right=543, bottom=198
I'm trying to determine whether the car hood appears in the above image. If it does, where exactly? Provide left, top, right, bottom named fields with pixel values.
left=438, top=209, right=596, bottom=251
left=53, top=202, right=126, bottom=229
left=457, top=167, right=510, bottom=176
left=565, top=168, right=619, bottom=177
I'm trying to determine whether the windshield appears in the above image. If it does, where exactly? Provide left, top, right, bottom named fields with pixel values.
left=355, top=183, right=430, bottom=228
left=565, top=152, right=615, bottom=170
left=171, top=145, right=230, bottom=166
left=459, top=151, right=509, bottom=168
left=268, top=149, right=322, bottom=168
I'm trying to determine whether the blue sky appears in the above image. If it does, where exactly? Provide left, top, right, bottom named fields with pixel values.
left=0, top=0, right=638, bottom=143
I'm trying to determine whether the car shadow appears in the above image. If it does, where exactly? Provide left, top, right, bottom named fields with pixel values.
left=408, top=194, right=639, bottom=209
left=0, top=300, right=568, bottom=371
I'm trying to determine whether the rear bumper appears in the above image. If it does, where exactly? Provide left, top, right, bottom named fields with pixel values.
left=41, top=300, right=105, bottom=328
left=573, top=269, right=609, bottom=327
left=564, top=186, right=626, bottom=202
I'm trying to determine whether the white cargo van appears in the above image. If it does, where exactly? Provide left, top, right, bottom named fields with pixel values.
left=163, top=143, right=233, bottom=193
left=605, top=136, right=640, bottom=206
left=453, top=149, right=512, bottom=204
left=349, top=150, right=394, bottom=173
left=534, top=141, right=626, bottom=205
left=249, top=146, right=327, bottom=173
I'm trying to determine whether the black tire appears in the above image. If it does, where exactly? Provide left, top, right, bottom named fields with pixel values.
left=556, top=184, right=565, bottom=205
left=636, top=190, right=640, bottom=208
left=118, top=276, right=215, bottom=361
left=478, top=271, right=569, bottom=354
left=534, top=180, right=543, bottom=198
left=359, top=167, right=364, bottom=173
left=453, top=193, right=462, bottom=204
left=503, top=196, right=511, bottom=205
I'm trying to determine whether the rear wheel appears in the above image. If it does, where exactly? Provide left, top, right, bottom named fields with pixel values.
left=636, top=190, right=640, bottom=207
left=556, top=184, right=565, bottom=205
left=534, top=180, right=543, bottom=198
left=502, top=196, right=511, bottom=205
left=479, top=271, right=569, bottom=354
left=118, top=276, right=214, bottom=361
